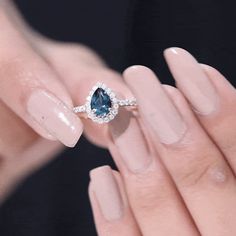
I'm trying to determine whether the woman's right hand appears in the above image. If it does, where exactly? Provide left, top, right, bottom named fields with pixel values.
left=0, top=1, right=131, bottom=202
left=89, top=49, right=236, bottom=236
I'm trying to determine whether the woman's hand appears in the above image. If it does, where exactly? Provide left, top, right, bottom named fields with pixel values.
left=89, top=48, right=236, bottom=236
left=0, top=1, right=130, bottom=202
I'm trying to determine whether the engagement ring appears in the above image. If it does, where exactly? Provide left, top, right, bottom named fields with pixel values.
left=73, top=82, right=137, bottom=124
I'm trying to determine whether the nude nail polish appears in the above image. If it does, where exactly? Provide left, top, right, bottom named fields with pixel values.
left=109, top=110, right=152, bottom=172
left=27, top=89, right=83, bottom=147
left=90, top=166, right=124, bottom=221
left=124, top=66, right=187, bottom=144
left=164, top=47, right=218, bottom=115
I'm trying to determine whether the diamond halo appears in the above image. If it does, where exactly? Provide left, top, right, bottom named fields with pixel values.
left=73, top=82, right=137, bottom=124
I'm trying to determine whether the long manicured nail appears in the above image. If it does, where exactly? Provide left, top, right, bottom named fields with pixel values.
left=90, top=166, right=124, bottom=221
left=109, top=110, right=152, bottom=172
left=124, top=66, right=187, bottom=144
left=164, top=47, right=218, bottom=115
left=27, top=89, right=83, bottom=147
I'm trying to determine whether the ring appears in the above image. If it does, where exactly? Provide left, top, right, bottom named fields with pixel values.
left=73, top=82, right=137, bottom=124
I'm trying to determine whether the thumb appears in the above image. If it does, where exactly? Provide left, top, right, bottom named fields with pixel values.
left=38, top=41, right=133, bottom=147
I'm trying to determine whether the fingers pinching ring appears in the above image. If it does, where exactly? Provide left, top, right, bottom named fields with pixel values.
left=73, top=82, right=137, bottom=124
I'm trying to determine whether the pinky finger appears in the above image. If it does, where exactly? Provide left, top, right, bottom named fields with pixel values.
left=89, top=166, right=141, bottom=236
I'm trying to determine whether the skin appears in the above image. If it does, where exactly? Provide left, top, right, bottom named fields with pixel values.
left=2, top=1, right=236, bottom=236
left=89, top=57, right=236, bottom=235
left=0, top=1, right=129, bottom=201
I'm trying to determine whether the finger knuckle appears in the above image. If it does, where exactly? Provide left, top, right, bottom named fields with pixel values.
left=175, top=155, right=231, bottom=190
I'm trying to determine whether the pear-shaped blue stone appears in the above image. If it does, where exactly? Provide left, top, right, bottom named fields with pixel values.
left=90, top=88, right=112, bottom=116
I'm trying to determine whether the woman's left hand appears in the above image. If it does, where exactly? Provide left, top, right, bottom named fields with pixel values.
left=89, top=48, right=236, bottom=236
left=0, top=0, right=131, bottom=203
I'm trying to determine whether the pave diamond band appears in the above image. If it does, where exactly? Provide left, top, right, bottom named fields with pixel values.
left=73, top=99, right=137, bottom=113
left=73, top=82, right=137, bottom=124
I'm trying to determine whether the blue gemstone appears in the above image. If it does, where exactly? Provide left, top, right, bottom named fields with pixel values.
left=90, top=88, right=112, bottom=116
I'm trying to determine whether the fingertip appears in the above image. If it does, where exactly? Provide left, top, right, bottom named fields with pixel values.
left=164, top=47, right=191, bottom=58
left=65, top=121, right=83, bottom=147
left=89, top=165, right=112, bottom=180
left=123, top=65, right=153, bottom=82
left=162, top=84, right=180, bottom=95
left=162, top=84, right=187, bottom=106
left=123, top=65, right=160, bottom=92
left=200, top=63, right=224, bottom=78
left=200, top=63, right=236, bottom=93
left=27, top=89, right=83, bottom=148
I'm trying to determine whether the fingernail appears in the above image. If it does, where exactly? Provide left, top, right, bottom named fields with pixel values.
left=109, top=110, right=152, bottom=172
left=27, top=89, right=83, bottom=147
left=124, top=66, right=187, bottom=144
left=164, top=47, right=218, bottom=115
left=90, top=166, right=124, bottom=221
